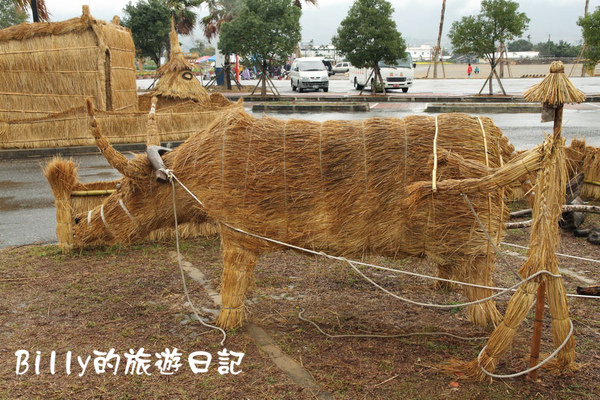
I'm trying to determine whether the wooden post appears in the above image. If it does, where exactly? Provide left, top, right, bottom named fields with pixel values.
left=528, top=281, right=546, bottom=380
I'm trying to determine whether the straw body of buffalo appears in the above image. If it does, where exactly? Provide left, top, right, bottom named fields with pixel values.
left=72, top=108, right=522, bottom=330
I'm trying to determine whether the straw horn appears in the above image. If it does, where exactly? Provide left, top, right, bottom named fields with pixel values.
left=85, top=98, right=139, bottom=179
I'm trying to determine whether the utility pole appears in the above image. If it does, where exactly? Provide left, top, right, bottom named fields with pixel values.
left=426, top=0, right=446, bottom=79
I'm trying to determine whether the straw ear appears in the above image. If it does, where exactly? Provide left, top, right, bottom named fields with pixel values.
left=85, top=98, right=139, bottom=179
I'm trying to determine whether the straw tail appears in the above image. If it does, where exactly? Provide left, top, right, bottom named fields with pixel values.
left=43, top=157, right=78, bottom=252
left=85, top=99, right=139, bottom=179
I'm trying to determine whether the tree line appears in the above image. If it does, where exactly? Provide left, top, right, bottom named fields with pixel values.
left=1, top=0, right=599, bottom=96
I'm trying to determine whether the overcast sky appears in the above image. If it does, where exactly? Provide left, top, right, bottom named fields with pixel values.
left=42, top=0, right=598, bottom=50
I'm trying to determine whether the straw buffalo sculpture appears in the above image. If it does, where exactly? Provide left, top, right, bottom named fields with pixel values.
left=70, top=101, right=547, bottom=331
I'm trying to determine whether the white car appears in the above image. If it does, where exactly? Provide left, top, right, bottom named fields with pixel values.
left=290, top=57, right=329, bottom=93
left=332, top=62, right=351, bottom=74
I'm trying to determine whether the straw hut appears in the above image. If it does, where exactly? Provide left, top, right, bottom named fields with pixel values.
left=0, top=7, right=240, bottom=150
left=0, top=6, right=138, bottom=122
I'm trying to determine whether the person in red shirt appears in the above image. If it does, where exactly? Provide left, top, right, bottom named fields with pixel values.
left=467, top=63, right=473, bottom=77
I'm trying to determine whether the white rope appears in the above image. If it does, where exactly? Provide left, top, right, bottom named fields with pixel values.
left=168, top=173, right=226, bottom=346
left=477, top=319, right=574, bottom=379
left=100, top=204, right=108, bottom=228
left=119, top=199, right=135, bottom=222
left=501, top=241, right=600, bottom=264
left=168, top=172, right=599, bottom=301
left=87, top=210, right=93, bottom=225
left=168, top=172, right=587, bottom=306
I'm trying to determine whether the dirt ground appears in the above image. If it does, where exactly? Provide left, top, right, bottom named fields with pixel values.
left=1, top=204, right=599, bottom=399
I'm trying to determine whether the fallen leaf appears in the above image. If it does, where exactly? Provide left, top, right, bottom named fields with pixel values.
left=450, top=381, right=460, bottom=388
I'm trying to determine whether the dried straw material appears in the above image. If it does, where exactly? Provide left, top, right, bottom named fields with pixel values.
left=145, top=97, right=161, bottom=147
left=151, top=28, right=211, bottom=107
left=448, top=279, right=539, bottom=380
left=456, top=131, right=575, bottom=379
left=0, top=7, right=236, bottom=150
left=43, top=157, right=78, bottom=252
left=0, top=100, right=236, bottom=149
left=524, top=61, right=586, bottom=106
left=44, top=156, right=216, bottom=249
left=0, top=6, right=138, bottom=121
left=581, top=145, right=600, bottom=200
left=73, top=108, right=546, bottom=330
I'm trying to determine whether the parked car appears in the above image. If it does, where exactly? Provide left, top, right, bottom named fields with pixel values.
left=289, top=57, right=329, bottom=93
left=333, top=61, right=352, bottom=74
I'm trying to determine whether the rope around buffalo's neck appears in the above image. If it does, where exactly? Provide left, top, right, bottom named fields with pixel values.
left=169, top=176, right=227, bottom=346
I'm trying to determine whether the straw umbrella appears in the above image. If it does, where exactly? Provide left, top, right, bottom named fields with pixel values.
left=522, top=61, right=585, bottom=379
left=455, top=61, right=585, bottom=381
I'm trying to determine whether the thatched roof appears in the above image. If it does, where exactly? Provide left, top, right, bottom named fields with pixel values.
left=524, top=61, right=586, bottom=106
left=0, top=5, right=130, bottom=42
left=0, top=6, right=138, bottom=120
left=151, top=27, right=211, bottom=107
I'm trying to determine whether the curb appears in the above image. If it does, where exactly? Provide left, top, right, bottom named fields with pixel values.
left=425, top=103, right=542, bottom=113
left=252, top=102, right=369, bottom=113
left=0, top=141, right=183, bottom=160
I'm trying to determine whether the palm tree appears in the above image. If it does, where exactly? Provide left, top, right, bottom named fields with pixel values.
left=167, top=0, right=203, bottom=35
left=293, top=0, right=316, bottom=8
left=201, top=0, right=239, bottom=89
left=14, top=0, right=50, bottom=22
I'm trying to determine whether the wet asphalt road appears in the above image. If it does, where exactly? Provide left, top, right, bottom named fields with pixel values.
left=1, top=101, right=600, bottom=249
left=0, top=155, right=122, bottom=248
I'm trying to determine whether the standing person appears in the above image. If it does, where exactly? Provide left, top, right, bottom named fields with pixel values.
left=467, top=63, right=473, bottom=78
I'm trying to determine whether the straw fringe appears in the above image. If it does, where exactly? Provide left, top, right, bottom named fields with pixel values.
left=524, top=61, right=586, bottom=106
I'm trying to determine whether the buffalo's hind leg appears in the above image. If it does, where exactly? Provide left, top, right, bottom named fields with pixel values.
left=461, top=256, right=503, bottom=327
left=215, top=228, right=260, bottom=330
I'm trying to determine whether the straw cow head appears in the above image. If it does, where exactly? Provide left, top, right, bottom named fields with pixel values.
left=72, top=104, right=209, bottom=246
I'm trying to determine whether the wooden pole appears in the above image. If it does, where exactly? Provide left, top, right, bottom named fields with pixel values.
left=434, top=0, right=446, bottom=79
left=528, top=281, right=546, bottom=381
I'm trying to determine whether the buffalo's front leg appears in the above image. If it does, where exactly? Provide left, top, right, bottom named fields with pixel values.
left=215, top=228, right=259, bottom=330
left=462, top=256, right=502, bottom=327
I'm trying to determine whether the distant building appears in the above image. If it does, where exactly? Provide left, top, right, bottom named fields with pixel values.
left=408, top=45, right=433, bottom=61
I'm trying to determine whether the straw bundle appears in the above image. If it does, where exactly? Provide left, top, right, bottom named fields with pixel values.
left=43, top=157, right=78, bottom=252
left=581, top=145, right=600, bottom=200
left=145, top=97, right=160, bottom=147
left=151, top=28, right=211, bottom=107
left=524, top=61, right=586, bottom=106
left=0, top=6, right=138, bottom=122
left=73, top=108, right=545, bottom=329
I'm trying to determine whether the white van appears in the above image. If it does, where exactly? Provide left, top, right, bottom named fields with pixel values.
left=290, top=57, right=329, bottom=93
left=349, top=52, right=414, bottom=92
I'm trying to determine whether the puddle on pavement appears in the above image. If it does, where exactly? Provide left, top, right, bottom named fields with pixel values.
left=0, top=196, right=53, bottom=211
left=0, top=180, right=26, bottom=188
